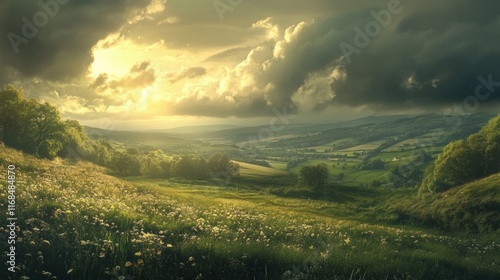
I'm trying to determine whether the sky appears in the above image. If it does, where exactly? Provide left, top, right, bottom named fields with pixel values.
left=1, top=0, right=500, bottom=130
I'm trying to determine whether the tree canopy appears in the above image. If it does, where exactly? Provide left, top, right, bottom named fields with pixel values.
left=420, top=115, right=500, bottom=193
left=0, top=85, right=85, bottom=159
left=299, top=163, right=329, bottom=189
left=0, top=85, right=242, bottom=183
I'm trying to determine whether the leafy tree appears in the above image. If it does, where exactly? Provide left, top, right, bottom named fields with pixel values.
left=420, top=115, right=500, bottom=193
left=192, top=156, right=209, bottom=179
left=425, top=140, right=482, bottom=192
left=89, top=140, right=114, bottom=167
left=478, top=115, right=500, bottom=175
left=142, top=150, right=168, bottom=178
left=208, top=153, right=240, bottom=177
left=208, top=153, right=230, bottom=173
left=28, top=102, right=67, bottom=159
left=388, top=162, right=425, bottom=188
left=114, top=151, right=142, bottom=176
left=0, top=85, right=23, bottom=141
left=174, top=155, right=209, bottom=179
left=299, top=163, right=329, bottom=189
left=0, top=85, right=93, bottom=159
left=371, top=159, right=385, bottom=170
left=174, top=155, right=194, bottom=178
left=58, top=119, right=93, bottom=159
left=359, top=158, right=386, bottom=170
left=159, top=160, right=174, bottom=178
left=0, top=86, right=70, bottom=159
left=387, top=149, right=432, bottom=188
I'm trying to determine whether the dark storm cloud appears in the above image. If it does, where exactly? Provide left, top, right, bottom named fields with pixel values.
left=0, top=0, right=152, bottom=81
left=231, top=0, right=500, bottom=114
left=396, top=1, right=500, bottom=33
left=328, top=0, right=500, bottom=108
left=2, top=0, right=499, bottom=119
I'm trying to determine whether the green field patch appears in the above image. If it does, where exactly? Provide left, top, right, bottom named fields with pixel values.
left=375, top=147, right=443, bottom=162
left=289, top=159, right=387, bottom=186
left=339, top=140, right=387, bottom=152
left=236, top=161, right=289, bottom=177
left=266, top=159, right=288, bottom=170
left=307, top=138, right=360, bottom=151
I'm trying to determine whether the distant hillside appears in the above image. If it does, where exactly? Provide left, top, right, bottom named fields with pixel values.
left=309, top=114, right=416, bottom=131
left=268, top=113, right=494, bottom=149
left=82, top=113, right=494, bottom=150
left=83, top=126, right=200, bottom=150
left=201, top=115, right=415, bottom=144
left=200, top=123, right=309, bottom=144
left=151, top=124, right=244, bottom=134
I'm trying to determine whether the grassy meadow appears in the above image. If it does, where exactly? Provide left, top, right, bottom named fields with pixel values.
left=1, top=145, right=499, bottom=280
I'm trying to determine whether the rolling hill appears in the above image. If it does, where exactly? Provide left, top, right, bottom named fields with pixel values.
left=387, top=173, right=500, bottom=232
left=1, top=143, right=499, bottom=279
left=268, top=113, right=494, bottom=149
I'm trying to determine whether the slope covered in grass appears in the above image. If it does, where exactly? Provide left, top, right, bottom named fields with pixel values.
left=236, top=161, right=289, bottom=177
left=1, top=144, right=499, bottom=279
left=231, top=161, right=295, bottom=187
left=388, top=173, right=500, bottom=232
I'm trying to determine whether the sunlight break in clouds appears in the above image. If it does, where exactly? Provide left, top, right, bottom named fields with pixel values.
left=0, top=0, right=499, bottom=129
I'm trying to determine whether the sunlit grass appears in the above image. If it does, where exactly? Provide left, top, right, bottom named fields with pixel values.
left=236, top=161, right=289, bottom=177
left=0, top=145, right=499, bottom=279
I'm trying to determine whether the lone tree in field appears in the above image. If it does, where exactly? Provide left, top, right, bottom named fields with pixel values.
left=299, top=163, right=329, bottom=189
left=208, top=153, right=240, bottom=177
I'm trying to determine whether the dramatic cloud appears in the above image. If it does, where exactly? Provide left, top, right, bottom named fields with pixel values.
left=330, top=0, right=500, bottom=108
left=95, top=61, right=156, bottom=93
left=1, top=0, right=499, bottom=125
left=0, top=0, right=152, bottom=81
left=146, top=0, right=500, bottom=118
